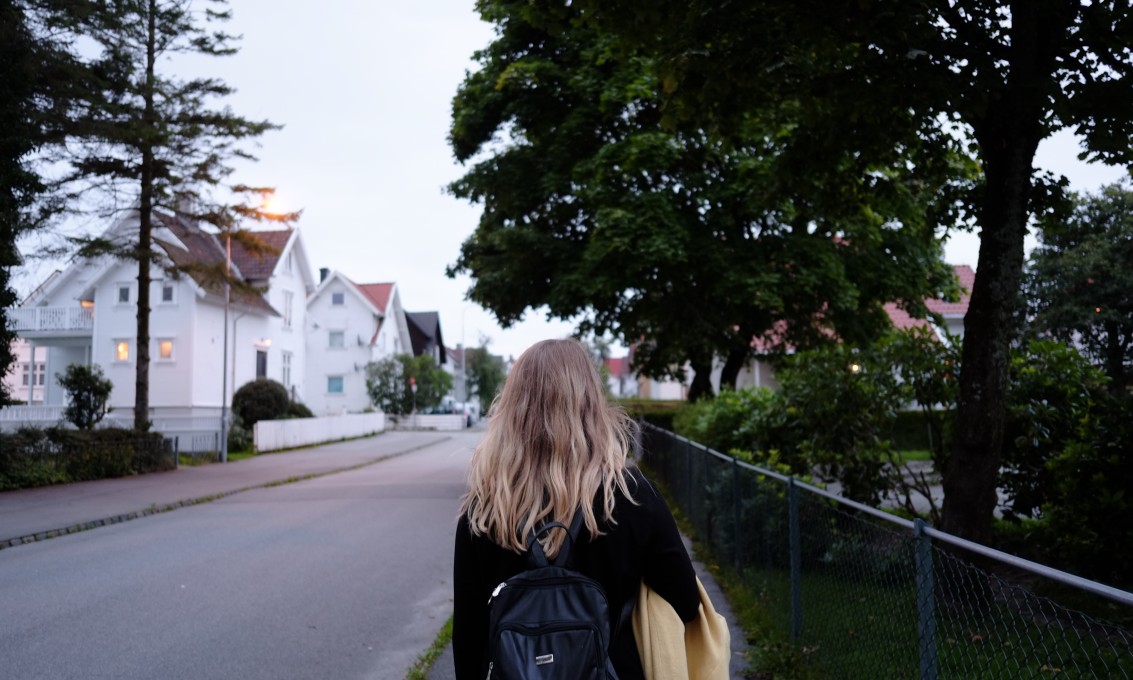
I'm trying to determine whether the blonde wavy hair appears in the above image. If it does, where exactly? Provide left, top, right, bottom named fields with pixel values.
left=461, top=338, right=637, bottom=557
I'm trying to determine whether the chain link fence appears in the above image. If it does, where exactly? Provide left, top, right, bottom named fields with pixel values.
left=639, top=423, right=1133, bottom=678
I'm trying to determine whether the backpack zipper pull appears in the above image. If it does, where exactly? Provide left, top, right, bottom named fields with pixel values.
left=488, top=582, right=507, bottom=604
left=485, top=661, right=493, bottom=679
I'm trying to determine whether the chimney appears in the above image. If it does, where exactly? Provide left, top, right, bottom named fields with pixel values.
left=319, top=267, right=329, bottom=283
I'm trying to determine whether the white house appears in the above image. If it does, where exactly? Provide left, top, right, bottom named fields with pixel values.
left=304, top=271, right=412, bottom=415
left=625, top=264, right=975, bottom=399
left=2, top=212, right=315, bottom=432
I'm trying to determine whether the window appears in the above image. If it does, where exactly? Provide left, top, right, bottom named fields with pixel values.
left=329, top=331, right=345, bottom=349
left=117, top=286, right=130, bottom=304
left=161, top=283, right=175, bottom=303
left=285, top=252, right=293, bottom=273
left=20, top=363, right=29, bottom=386
left=327, top=375, right=344, bottom=394
left=331, top=292, right=345, bottom=306
left=282, top=351, right=292, bottom=388
left=115, top=340, right=130, bottom=362
left=256, top=349, right=268, bottom=379
left=158, top=339, right=174, bottom=360
left=283, top=291, right=294, bottom=329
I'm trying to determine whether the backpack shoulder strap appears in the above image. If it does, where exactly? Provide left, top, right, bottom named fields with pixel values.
left=525, top=508, right=585, bottom=568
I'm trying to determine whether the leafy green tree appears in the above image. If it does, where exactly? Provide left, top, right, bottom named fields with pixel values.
left=0, top=0, right=86, bottom=402
left=56, top=0, right=282, bottom=431
left=448, top=1, right=961, bottom=401
left=569, top=0, right=1133, bottom=545
left=1028, top=183, right=1133, bottom=396
left=365, top=354, right=453, bottom=416
left=57, top=363, right=113, bottom=430
left=465, top=342, right=506, bottom=413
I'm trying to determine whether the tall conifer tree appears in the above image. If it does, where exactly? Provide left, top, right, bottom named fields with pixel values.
left=62, top=0, right=281, bottom=429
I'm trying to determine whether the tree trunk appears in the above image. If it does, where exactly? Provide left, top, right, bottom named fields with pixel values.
left=718, top=344, right=748, bottom=391
left=133, top=0, right=157, bottom=432
left=941, top=3, right=1060, bottom=545
left=687, top=358, right=714, bottom=402
left=1104, top=320, right=1126, bottom=396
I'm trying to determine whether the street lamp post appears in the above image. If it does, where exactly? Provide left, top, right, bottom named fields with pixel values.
left=410, top=376, right=418, bottom=429
left=219, top=235, right=231, bottom=463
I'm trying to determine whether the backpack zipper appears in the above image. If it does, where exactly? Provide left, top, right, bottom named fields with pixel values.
left=488, top=582, right=507, bottom=604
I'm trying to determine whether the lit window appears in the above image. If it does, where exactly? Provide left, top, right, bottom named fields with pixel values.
left=118, top=286, right=130, bottom=303
left=327, top=375, right=344, bottom=394
left=331, top=292, right=345, bottom=306
left=115, top=341, right=129, bottom=361
left=329, top=331, right=345, bottom=349
left=158, top=340, right=174, bottom=360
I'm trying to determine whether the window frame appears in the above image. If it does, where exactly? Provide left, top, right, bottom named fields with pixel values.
left=328, top=330, right=345, bottom=349
left=327, top=375, right=344, bottom=394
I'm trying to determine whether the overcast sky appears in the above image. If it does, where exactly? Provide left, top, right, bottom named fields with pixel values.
left=14, top=1, right=1130, bottom=360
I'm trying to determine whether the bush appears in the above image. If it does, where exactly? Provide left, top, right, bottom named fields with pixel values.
left=0, top=427, right=172, bottom=490
left=232, top=379, right=290, bottom=427
left=287, top=400, right=313, bottom=419
left=999, top=341, right=1110, bottom=520
left=619, top=398, right=684, bottom=431
left=56, top=363, right=113, bottom=430
left=227, top=415, right=252, bottom=453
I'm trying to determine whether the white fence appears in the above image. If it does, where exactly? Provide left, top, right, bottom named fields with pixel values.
left=254, top=412, right=386, bottom=452
left=387, top=414, right=466, bottom=431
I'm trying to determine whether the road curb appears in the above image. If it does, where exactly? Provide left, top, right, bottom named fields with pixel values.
left=0, top=435, right=450, bottom=552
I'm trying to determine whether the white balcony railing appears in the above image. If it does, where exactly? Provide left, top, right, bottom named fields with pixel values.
left=6, top=306, right=95, bottom=333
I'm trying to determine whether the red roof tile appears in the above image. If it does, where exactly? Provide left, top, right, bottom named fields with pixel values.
left=229, top=230, right=292, bottom=281
left=354, top=282, right=394, bottom=313
left=924, top=264, right=974, bottom=317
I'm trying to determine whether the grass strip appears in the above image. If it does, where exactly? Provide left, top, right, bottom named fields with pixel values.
left=405, top=615, right=454, bottom=680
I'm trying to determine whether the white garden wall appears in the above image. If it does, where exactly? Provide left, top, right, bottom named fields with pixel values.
left=388, top=414, right=465, bottom=431
left=254, top=412, right=386, bottom=452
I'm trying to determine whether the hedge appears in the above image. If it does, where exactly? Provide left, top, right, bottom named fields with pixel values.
left=0, top=427, right=174, bottom=491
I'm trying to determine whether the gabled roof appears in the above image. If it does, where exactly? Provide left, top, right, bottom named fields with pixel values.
left=406, top=311, right=446, bottom=364
left=924, top=264, right=974, bottom=317
left=152, top=213, right=278, bottom=317
left=230, top=230, right=292, bottom=282
left=354, top=282, right=394, bottom=313
left=884, top=264, right=974, bottom=328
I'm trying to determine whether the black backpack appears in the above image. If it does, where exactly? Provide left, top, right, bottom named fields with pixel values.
left=485, top=511, right=620, bottom=679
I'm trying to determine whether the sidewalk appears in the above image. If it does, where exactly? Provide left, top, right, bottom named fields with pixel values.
left=425, top=535, right=750, bottom=680
left=0, top=431, right=450, bottom=548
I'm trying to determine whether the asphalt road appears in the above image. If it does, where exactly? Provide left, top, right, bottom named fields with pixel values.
left=0, top=430, right=480, bottom=680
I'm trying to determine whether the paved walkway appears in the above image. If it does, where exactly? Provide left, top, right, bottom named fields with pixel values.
left=0, top=430, right=448, bottom=548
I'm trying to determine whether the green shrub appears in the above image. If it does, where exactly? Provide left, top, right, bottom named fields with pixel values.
left=287, top=400, right=313, bottom=419
left=617, top=398, right=683, bottom=431
left=56, top=363, right=113, bottom=430
left=0, top=427, right=171, bottom=489
left=227, top=414, right=252, bottom=453
left=1000, top=340, right=1110, bottom=520
left=232, top=379, right=290, bottom=427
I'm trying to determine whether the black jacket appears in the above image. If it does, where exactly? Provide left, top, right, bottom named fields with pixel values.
left=452, top=467, right=699, bottom=680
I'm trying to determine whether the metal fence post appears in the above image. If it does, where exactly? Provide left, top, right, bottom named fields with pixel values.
left=789, top=476, right=802, bottom=641
left=685, top=438, right=693, bottom=514
left=732, top=456, right=742, bottom=571
left=914, top=519, right=938, bottom=680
